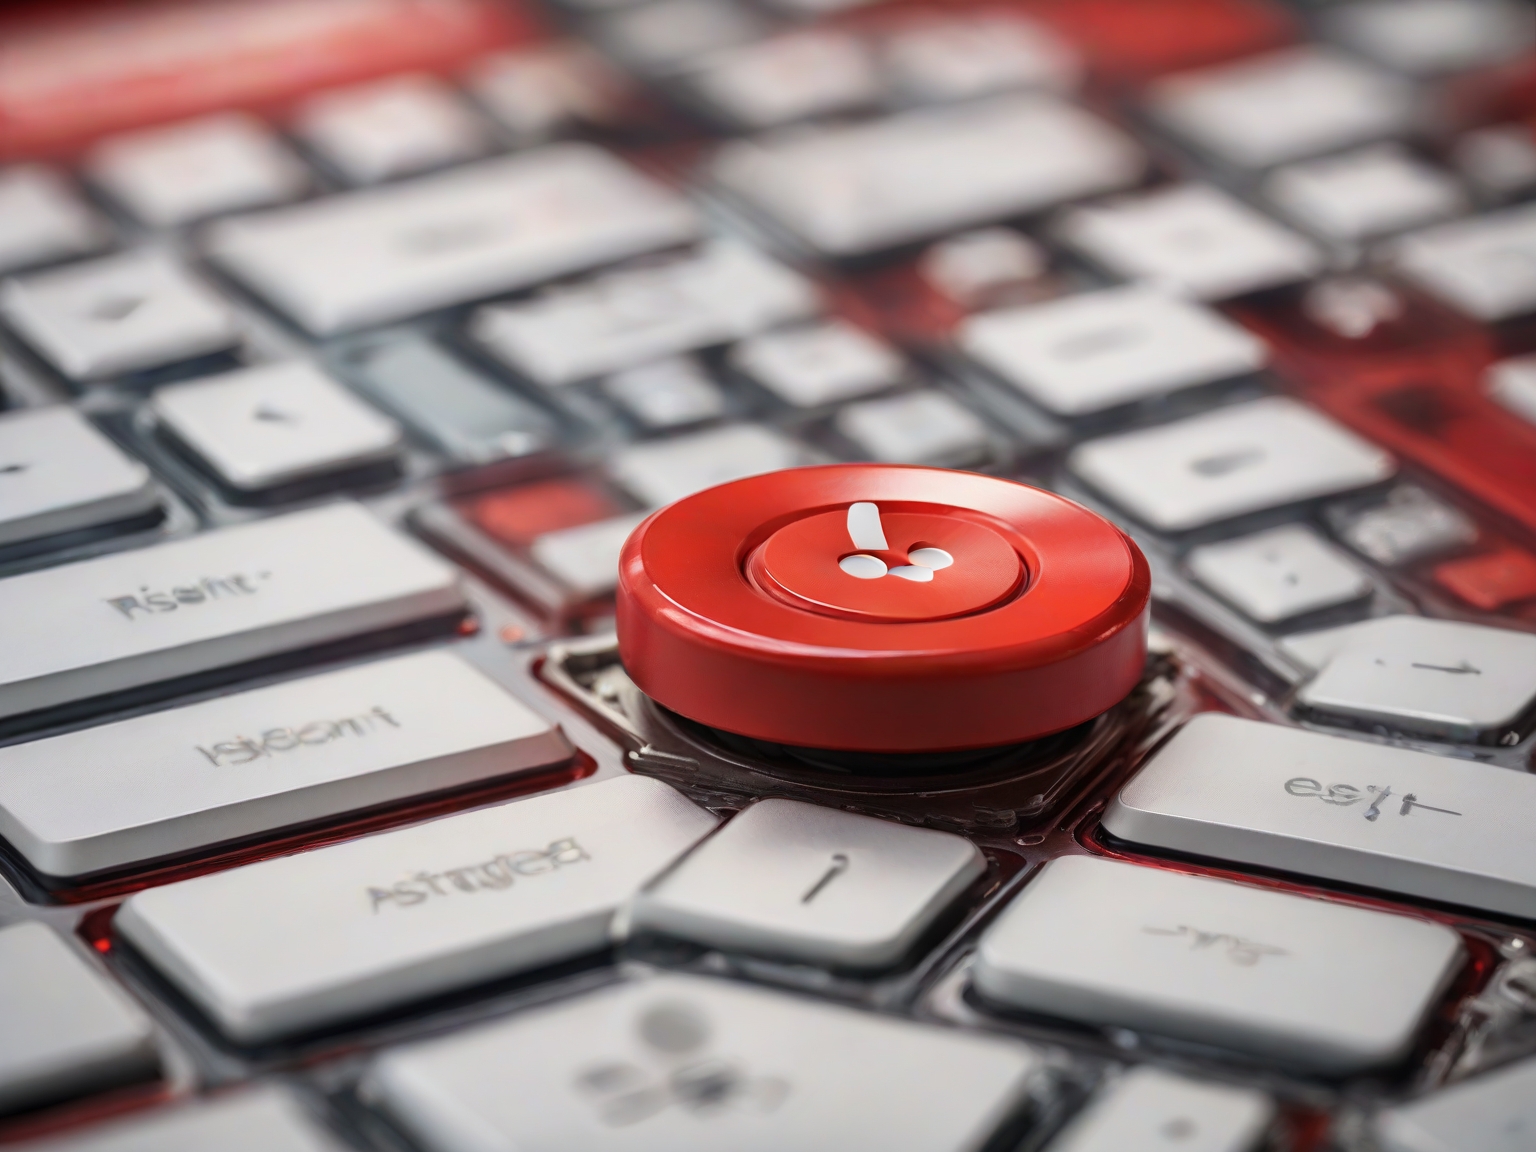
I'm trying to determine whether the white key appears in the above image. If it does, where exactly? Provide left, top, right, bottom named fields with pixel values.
left=1454, top=125, right=1536, bottom=201
left=609, top=423, right=806, bottom=507
left=1265, top=145, right=1465, bottom=244
left=960, top=286, right=1268, bottom=416
left=882, top=13, right=1081, bottom=102
left=1056, top=184, right=1325, bottom=301
left=468, top=44, right=621, bottom=142
left=0, top=166, right=108, bottom=274
left=1324, top=0, right=1535, bottom=77
left=603, top=358, right=727, bottom=429
left=730, top=321, right=903, bottom=408
left=1104, top=711, right=1536, bottom=918
left=117, top=775, right=717, bottom=1042
left=1147, top=47, right=1416, bottom=169
left=689, top=31, right=879, bottom=128
left=0, top=408, right=158, bottom=548
left=711, top=95, right=1144, bottom=258
left=152, top=361, right=402, bottom=492
left=973, top=854, right=1463, bottom=1072
left=531, top=512, right=650, bottom=598
left=630, top=798, right=984, bottom=968
left=471, top=240, right=818, bottom=388
left=1374, top=1056, right=1536, bottom=1152
left=86, top=112, right=308, bottom=227
left=1489, top=354, right=1536, bottom=427
left=1391, top=203, right=1536, bottom=322
left=20, top=1087, right=348, bottom=1152
left=295, top=74, right=488, bottom=184
left=1296, top=614, right=1536, bottom=739
left=1069, top=397, right=1395, bottom=533
left=1187, top=525, right=1371, bottom=623
left=0, top=922, right=157, bottom=1114
left=0, top=502, right=463, bottom=722
left=601, top=0, right=768, bottom=71
left=0, top=650, right=573, bottom=878
left=0, top=250, right=239, bottom=382
left=833, top=389, right=990, bottom=466
left=1046, top=1066, right=1273, bottom=1152
left=204, top=145, right=700, bottom=336
left=920, top=227, right=1048, bottom=307
left=365, top=973, right=1040, bottom=1152
left=1328, top=485, right=1477, bottom=566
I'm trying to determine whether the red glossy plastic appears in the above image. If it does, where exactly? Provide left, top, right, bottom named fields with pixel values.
left=617, top=464, right=1150, bottom=752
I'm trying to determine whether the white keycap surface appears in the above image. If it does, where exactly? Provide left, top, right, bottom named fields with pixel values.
left=116, top=775, right=717, bottom=1042
left=730, top=321, right=903, bottom=408
left=1330, top=485, right=1477, bottom=566
left=366, top=973, right=1040, bottom=1152
left=531, top=512, right=650, bottom=597
left=973, top=854, right=1462, bottom=1072
left=833, top=389, right=990, bottom=466
left=882, top=13, right=1081, bottom=101
left=467, top=45, right=618, bottom=142
left=1488, top=354, right=1536, bottom=427
left=1392, top=202, right=1536, bottom=321
left=1324, top=0, right=1534, bottom=77
left=19, top=1087, right=348, bottom=1152
left=295, top=74, right=488, bottom=184
left=602, top=359, right=726, bottom=429
left=609, top=423, right=806, bottom=506
left=1105, top=712, right=1536, bottom=918
left=1374, top=1055, right=1536, bottom=1152
left=1265, top=145, right=1465, bottom=244
left=0, top=166, right=108, bottom=274
left=689, top=31, right=879, bottom=128
left=1045, top=1066, right=1273, bottom=1152
left=1186, top=525, right=1371, bottom=623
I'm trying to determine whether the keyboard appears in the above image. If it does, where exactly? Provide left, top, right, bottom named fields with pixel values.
left=3, top=0, right=1536, bottom=1148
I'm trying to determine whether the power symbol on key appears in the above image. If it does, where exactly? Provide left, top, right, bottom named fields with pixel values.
left=838, top=503, right=954, bottom=584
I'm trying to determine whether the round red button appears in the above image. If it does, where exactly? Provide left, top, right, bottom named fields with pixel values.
left=616, top=464, right=1150, bottom=753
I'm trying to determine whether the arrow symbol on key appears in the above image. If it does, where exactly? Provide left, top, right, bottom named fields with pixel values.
left=1410, top=661, right=1482, bottom=675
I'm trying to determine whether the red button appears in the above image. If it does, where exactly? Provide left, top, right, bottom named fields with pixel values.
left=616, top=464, right=1150, bottom=753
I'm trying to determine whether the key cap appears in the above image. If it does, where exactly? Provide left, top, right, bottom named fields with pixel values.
left=0, top=502, right=464, bottom=722
left=1390, top=204, right=1536, bottom=323
left=1323, top=0, right=1534, bottom=77
left=630, top=798, right=984, bottom=968
left=1374, top=1054, right=1536, bottom=1152
left=203, top=145, right=700, bottom=336
left=151, top=361, right=402, bottom=494
left=688, top=31, right=879, bottom=128
left=959, top=285, right=1268, bottom=417
left=530, top=512, right=650, bottom=599
left=295, top=74, right=488, bottom=185
left=0, top=166, right=108, bottom=275
left=364, top=973, right=1040, bottom=1152
left=609, top=424, right=807, bottom=507
left=1056, top=184, right=1325, bottom=302
left=1326, top=485, right=1477, bottom=566
left=20, top=1086, right=348, bottom=1152
left=85, top=112, right=308, bottom=228
left=1103, top=711, right=1536, bottom=918
left=116, top=775, right=717, bottom=1042
left=0, top=408, right=159, bottom=549
left=602, top=359, right=727, bottom=430
left=1186, top=524, right=1371, bottom=623
left=711, top=95, right=1144, bottom=258
left=470, top=240, right=818, bottom=389
left=1454, top=125, right=1536, bottom=202
left=467, top=44, right=622, bottom=143
left=1487, top=354, right=1536, bottom=427
left=0, top=650, right=574, bottom=878
left=1045, top=1066, right=1273, bottom=1152
left=920, top=228, right=1049, bottom=308
left=0, top=922, right=157, bottom=1115
left=882, top=13, right=1082, bottom=102
left=600, top=0, right=768, bottom=72
left=1069, top=397, right=1394, bottom=533
left=833, top=389, right=991, bottom=466
left=1264, top=145, right=1465, bottom=245
left=1434, top=547, right=1536, bottom=611
left=0, top=251, right=239, bottom=382
left=973, top=854, right=1463, bottom=1072
left=1147, top=47, right=1415, bottom=170
left=730, top=321, right=903, bottom=409
left=1296, top=614, right=1536, bottom=740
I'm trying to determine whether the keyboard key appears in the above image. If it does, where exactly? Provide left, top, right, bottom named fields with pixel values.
left=204, top=145, right=700, bottom=336
left=1391, top=203, right=1536, bottom=323
left=1186, top=524, right=1371, bottom=623
left=0, top=502, right=464, bottom=722
left=20, top=1086, right=348, bottom=1152
left=881, top=13, right=1082, bottom=103
left=116, top=775, right=717, bottom=1041
left=151, top=361, right=402, bottom=495
left=600, top=0, right=768, bottom=72
left=1324, top=0, right=1535, bottom=77
left=365, top=973, right=1040, bottom=1151
left=1487, top=353, right=1536, bottom=426
left=86, top=113, right=308, bottom=228
left=959, top=285, right=1268, bottom=417
left=688, top=31, right=879, bottom=129
left=1, top=251, right=239, bottom=383
left=1374, top=1055, right=1536, bottom=1152
left=1056, top=184, right=1325, bottom=301
left=470, top=241, right=818, bottom=388
left=530, top=512, right=650, bottom=599
left=1104, top=711, right=1536, bottom=917
left=919, top=228, right=1049, bottom=309
left=0, top=922, right=158, bottom=1115
left=1326, top=485, right=1478, bottom=566
left=973, top=854, right=1462, bottom=1072
left=833, top=389, right=991, bottom=466
left=1069, top=397, right=1395, bottom=533
left=0, top=408, right=159, bottom=549
left=711, top=95, right=1144, bottom=258
left=1433, top=547, right=1536, bottom=611
left=1296, top=614, right=1536, bottom=740
left=609, top=424, right=807, bottom=507
left=467, top=44, right=623, bottom=142
left=295, top=74, right=489, bottom=185
left=1264, top=145, right=1465, bottom=245
left=1147, top=47, right=1415, bottom=169
left=729, top=321, right=903, bottom=409
left=1454, top=125, right=1536, bottom=202
left=1044, top=1066, right=1273, bottom=1152
left=602, top=359, right=727, bottom=430
left=0, top=650, right=573, bottom=878
left=630, top=798, right=984, bottom=968
left=0, top=166, right=108, bottom=275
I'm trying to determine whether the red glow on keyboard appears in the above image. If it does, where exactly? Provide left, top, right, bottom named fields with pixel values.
left=458, top=478, right=625, bottom=546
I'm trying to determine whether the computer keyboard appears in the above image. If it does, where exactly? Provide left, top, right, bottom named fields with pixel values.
left=2, top=0, right=1536, bottom=1148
